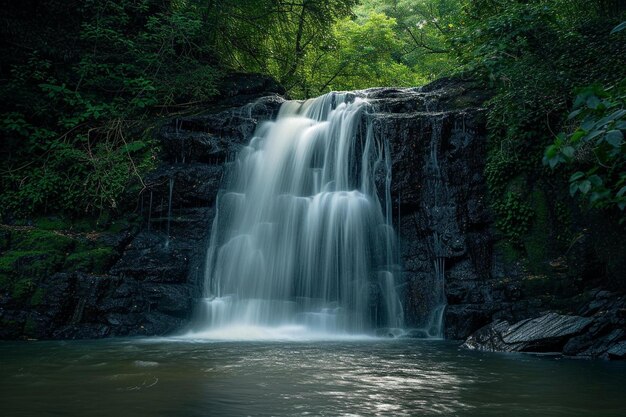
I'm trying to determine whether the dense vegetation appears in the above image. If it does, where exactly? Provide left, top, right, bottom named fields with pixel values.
left=1, top=0, right=625, bottom=292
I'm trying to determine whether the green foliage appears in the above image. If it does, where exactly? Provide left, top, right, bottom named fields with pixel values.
left=204, top=0, right=357, bottom=95
left=12, top=229, right=75, bottom=253
left=2, top=1, right=380, bottom=216
left=64, top=248, right=116, bottom=274
left=301, top=13, right=422, bottom=95
left=449, top=0, right=625, bottom=246
left=0, top=225, right=121, bottom=304
left=0, top=0, right=211, bottom=218
left=12, top=279, right=36, bottom=301
left=354, top=0, right=460, bottom=80
left=524, top=190, right=551, bottom=273
left=544, top=82, right=626, bottom=217
left=493, top=192, right=534, bottom=242
left=30, top=288, right=46, bottom=306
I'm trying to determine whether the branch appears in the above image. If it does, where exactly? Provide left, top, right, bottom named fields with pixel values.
left=405, top=27, right=450, bottom=54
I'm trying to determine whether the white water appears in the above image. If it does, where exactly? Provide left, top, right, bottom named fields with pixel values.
left=188, top=92, right=404, bottom=339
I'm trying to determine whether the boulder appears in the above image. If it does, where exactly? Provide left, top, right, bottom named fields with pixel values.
left=463, top=313, right=593, bottom=353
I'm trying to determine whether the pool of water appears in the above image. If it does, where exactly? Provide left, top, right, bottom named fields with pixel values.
left=1, top=338, right=625, bottom=416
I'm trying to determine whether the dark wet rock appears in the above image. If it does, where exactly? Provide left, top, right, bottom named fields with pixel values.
left=463, top=292, right=626, bottom=359
left=607, top=341, right=626, bottom=359
left=21, top=271, right=195, bottom=339
left=111, top=232, right=191, bottom=283
left=445, top=304, right=494, bottom=340
left=366, top=80, right=491, bottom=336
left=463, top=313, right=594, bottom=353
left=216, top=72, right=286, bottom=108
left=145, top=164, right=224, bottom=209
left=159, top=95, right=285, bottom=165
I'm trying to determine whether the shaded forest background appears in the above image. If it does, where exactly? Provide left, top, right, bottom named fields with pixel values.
left=1, top=0, right=625, bottom=296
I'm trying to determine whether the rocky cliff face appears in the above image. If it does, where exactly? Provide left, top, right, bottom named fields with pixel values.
left=2, top=76, right=622, bottom=359
left=0, top=79, right=286, bottom=339
left=2, top=77, right=492, bottom=339
left=361, top=80, right=492, bottom=337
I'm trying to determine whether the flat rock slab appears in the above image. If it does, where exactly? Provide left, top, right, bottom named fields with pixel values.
left=463, top=312, right=593, bottom=353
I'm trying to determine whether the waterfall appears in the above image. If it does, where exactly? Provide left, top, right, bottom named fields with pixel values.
left=189, top=92, right=404, bottom=339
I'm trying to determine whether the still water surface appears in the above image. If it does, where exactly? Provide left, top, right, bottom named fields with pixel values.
left=1, top=338, right=625, bottom=416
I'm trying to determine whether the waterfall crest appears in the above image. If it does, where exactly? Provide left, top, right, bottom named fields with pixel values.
left=190, top=92, right=404, bottom=339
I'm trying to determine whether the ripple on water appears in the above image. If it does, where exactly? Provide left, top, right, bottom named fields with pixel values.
left=1, top=339, right=626, bottom=417
left=133, top=360, right=159, bottom=368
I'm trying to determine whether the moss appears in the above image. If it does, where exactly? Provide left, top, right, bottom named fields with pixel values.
left=106, top=219, right=131, bottom=234
left=0, top=250, right=64, bottom=278
left=64, top=247, right=116, bottom=274
left=1, top=318, right=17, bottom=327
left=34, top=217, right=72, bottom=231
left=12, top=278, right=34, bottom=300
left=71, top=218, right=99, bottom=233
left=12, top=229, right=75, bottom=253
left=524, top=188, right=551, bottom=274
left=30, top=287, right=45, bottom=306
left=0, top=229, right=10, bottom=251
left=0, top=273, right=11, bottom=291
left=493, top=191, right=534, bottom=243
left=494, top=241, right=521, bottom=264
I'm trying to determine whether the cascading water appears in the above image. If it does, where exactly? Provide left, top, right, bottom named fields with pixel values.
left=189, top=92, right=404, bottom=339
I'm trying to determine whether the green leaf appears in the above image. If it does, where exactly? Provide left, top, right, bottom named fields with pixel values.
left=569, top=171, right=585, bottom=182
left=581, top=120, right=595, bottom=131
left=588, top=175, right=602, bottom=187
left=121, top=141, right=147, bottom=153
left=570, top=130, right=585, bottom=143
left=544, top=144, right=558, bottom=159
left=570, top=182, right=579, bottom=196
left=585, top=129, right=605, bottom=142
left=579, top=180, right=591, bottom=194
left=561, top=146, right=575, bottom=159
left=610, top=21, right=626, bottom=34
left=548, top=157, right=560, bottom=169
left=605, top=130, right=623, bottom=147
left=567, top=109, right=582, bottom=120
left=586, top=95, right=601, bottom=109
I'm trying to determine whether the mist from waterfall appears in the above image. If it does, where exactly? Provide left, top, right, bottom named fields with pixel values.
left=188, top=92, right=404, bottom=339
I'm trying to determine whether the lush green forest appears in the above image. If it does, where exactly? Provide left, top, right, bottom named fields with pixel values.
left=1, top=0, right=625, bottom=286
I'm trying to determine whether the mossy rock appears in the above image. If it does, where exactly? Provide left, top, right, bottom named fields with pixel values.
left=70, top=218, right=100, bottom=233
left=30, top=287, right=45, bottom=306
left=12, top=229, right=75, bottom=253
left=494, top=241, right=521, bottom=265
left=64, top=247, right=116, bottom=274
left=11, top=278, right=35, bottom=300
left=0, top=250, right=64, bottom=278
left=106, top=219, right=133, bottom=234
left=0, top=272, right=11, bottom=291
left=0, top=229, right=10, bottom=251
left=34, top=217, right=72, bottom=231
left=523, top=188, right=550, bottom=274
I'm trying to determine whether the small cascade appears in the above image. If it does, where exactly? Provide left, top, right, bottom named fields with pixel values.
left=147, top=190, right=153, bottom=232
left=427, top=232, right=446, bottom=338
left=189, top=92, right=405, bottom=339
left=419, top=115, right=448, bottom=338
left=165, top=177, right=174, bottom=249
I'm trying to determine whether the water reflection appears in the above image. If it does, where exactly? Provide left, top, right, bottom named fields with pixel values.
left=1, top=339, right=625, bottom=417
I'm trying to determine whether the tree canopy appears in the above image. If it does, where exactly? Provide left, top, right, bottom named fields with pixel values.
left=1, top=0, right=625, bottom=253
